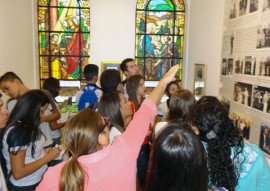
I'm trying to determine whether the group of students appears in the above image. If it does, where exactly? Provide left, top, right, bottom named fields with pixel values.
left=0, top=71, right=68, bottom=191
left=0, top=58, right=269, bottom=191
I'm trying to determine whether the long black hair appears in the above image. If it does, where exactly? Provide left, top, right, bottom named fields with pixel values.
left=42, top=77, right=60, bottom=98
left=193, top=96, right=244, bottom=191
left=145, top=123, right=208, bottom=191
left=126, top=74, right=144, bottom=111
left=98, top=92, right=125, bottom=132
left=2, top=90, right=49, bottom=157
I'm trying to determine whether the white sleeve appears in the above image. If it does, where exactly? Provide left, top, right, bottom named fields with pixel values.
left=157, top=102, right=165, bottom=116
left=75, top=90, right=83, bottom=104
left=95, top=89, right=103, bottom=101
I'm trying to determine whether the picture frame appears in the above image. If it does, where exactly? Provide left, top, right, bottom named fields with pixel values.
left=259, top=124, right=270, bottom=158
left=194, top=63, right=206, bottom=100
left=101, top=61, right=122, bottom=77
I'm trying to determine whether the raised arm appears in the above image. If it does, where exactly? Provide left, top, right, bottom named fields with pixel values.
left=118, top=65, right=179, bottom=155
left=148, top=65, right=179, bottom=105
left=40, top=90, right=61, bottom=123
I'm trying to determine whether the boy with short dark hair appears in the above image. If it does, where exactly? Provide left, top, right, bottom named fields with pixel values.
left=0, top=71, right=60, bottom=123
left=0, top=71, right=61, bottom=148
left=120, top=58, right=140, bottom=84
left=120, top=58, right=140, bottom=99
left=76, top=64, right=102, bottom=110
left=100, top=69, right=122, bottom=95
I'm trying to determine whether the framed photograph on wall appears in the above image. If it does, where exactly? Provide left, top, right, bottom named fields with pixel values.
left=101, top=61, right=122, bottom=79
left=194, top=64, right=206, bottom=81
left=259, top=123, right=270, bottom=157
left=194, top=63, right=206, bottom=100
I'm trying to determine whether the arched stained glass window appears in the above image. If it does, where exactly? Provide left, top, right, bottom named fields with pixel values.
left=38, top=0, right=90, bottom=87
left=135, top=0, right=185, bottom=84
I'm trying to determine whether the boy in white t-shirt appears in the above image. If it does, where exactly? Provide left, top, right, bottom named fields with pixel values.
left=76, top=64, right=102, bottom=110
left=0, top=72, right=60, bottom=155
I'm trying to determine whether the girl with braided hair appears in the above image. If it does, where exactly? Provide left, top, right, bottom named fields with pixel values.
left=194, top=96, right=270, bottom=191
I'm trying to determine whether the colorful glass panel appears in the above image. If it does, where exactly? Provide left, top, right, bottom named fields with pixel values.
left=38, top=0, right=90, bottom=86
left=147, top=0, right=174, bottom=11
left=136, top=58, right=145, bottom=76
left=135, top=35, right=145, bottom=57
left=135, top=0, right=185, bottom=82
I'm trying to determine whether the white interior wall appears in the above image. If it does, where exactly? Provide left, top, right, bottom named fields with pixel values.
left=186, top=0, right=225, bottom=96
left=90, top=0, right=137, bottom=65
left=0, top=0, right=35, bottom=97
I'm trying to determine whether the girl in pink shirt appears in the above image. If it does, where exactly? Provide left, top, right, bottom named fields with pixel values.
left=36, top=65, right=179, bottom=191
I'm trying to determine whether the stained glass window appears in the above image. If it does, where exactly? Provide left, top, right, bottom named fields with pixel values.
left=38, top=0, right=90, bottom=88
left=135, top=0, right=185, bottom=83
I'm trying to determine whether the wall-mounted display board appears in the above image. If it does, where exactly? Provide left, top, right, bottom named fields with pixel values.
left=219, top=0, right=270, bottom=158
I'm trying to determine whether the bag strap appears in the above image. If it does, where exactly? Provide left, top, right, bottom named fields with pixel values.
left=84, top=85, right=97, bottom=92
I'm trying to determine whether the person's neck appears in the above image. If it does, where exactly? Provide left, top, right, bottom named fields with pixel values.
left=123, top=116, right=132, bottom=128
left=137, top=95, right=142, bottom=105
left=87, top=80, right=96, bottom=84
left=18, top=85, right=30, bottom=98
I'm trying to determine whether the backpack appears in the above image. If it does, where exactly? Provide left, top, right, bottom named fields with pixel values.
left=78, top=84, right=98, bottom=111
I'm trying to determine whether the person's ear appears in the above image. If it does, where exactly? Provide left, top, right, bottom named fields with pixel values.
left=117, top=83, right=123, bottom=92
left=98, top=133, right=105, bottom=146
left=123, top=71, right=129, bottom=77
left=98, top=132, right=107, bottom=149
left=93, top=75, right=98, bottom=81
left=14, top=79, right=21, bottom=85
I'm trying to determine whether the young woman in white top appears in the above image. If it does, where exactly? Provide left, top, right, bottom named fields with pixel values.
left=1, top=90, right=60, bottom=190
left=98, top=91, right=133, bottom=144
